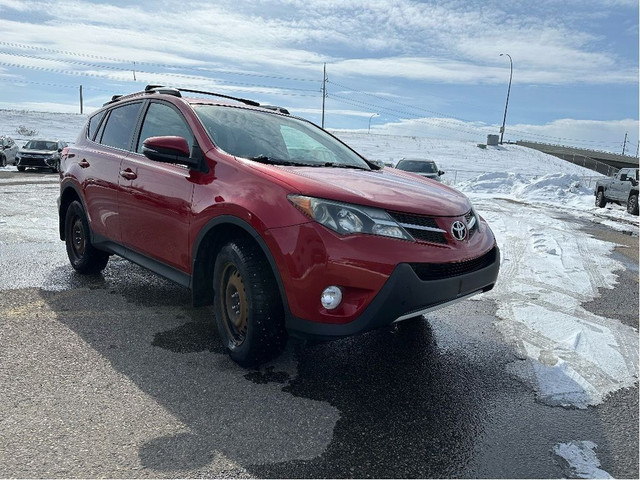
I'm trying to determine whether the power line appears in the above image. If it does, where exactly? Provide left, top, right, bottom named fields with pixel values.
left=0, top=41, right=319, bottom=83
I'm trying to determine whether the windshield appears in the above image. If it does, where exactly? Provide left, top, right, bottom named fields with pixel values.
left=193, top=105, right=370, bottom=169
left=24, top=140, right=58, bottom=151
left=396, top=160, right=438, bottom=174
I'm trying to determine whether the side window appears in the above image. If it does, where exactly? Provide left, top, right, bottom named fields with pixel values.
left=99, top=102, right=143, bottom=151
left=87, top=110, right=107, bottom=141
left=136, top=102, right=194, bottom=154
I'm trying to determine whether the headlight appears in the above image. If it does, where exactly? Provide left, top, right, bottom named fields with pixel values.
left=288, top=194, right=414, bottom=241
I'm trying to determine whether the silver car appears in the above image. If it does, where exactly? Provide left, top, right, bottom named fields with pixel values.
left=1, top=136, right=19, bottom=167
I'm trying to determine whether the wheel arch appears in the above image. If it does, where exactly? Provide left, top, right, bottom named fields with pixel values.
left=190, top=216, right=291, bottom=318
left=58, top=183, right=84, bottom=241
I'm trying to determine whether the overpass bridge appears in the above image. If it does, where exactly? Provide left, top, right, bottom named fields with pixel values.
left=516, top=141, right=639, bottom=176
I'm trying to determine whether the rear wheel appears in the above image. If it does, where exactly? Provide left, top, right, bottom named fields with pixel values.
left=213, top=239, right=287, bottom=367
left=17, top=166, right=25, bottom=172
left=595, top=190, right=606, bottom=208
left=64, top=201, right=109, bottom=273
left=627, top=193, right=639, bottom=215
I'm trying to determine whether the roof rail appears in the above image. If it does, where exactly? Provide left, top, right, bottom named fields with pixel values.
left=102, top=85, right=289, bottom=114
left=176, top=87, right=260, bottom=107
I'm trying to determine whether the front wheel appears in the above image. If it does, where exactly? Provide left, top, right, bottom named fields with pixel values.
left=0, top=155, right=6, bottom=167
left=64, top=201, right=109, bottom=273
left=213, top=239, right=287, bottom=367
left=17, top=166, right=25, bottom=172
left=627, top=193, right=639, bottom=215
left=595, top=190, right=606, bottom=208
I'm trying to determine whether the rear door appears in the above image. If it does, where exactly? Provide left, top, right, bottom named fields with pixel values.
left=117, top=100, right=196, bottom=273
left=80, top=101, right=143, bottom=243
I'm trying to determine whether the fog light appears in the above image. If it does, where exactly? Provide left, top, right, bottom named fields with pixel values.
left=321, top=286, right=342, bottom=310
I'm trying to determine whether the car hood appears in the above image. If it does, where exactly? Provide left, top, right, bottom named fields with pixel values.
left=270, top=164, right=470, bottom=217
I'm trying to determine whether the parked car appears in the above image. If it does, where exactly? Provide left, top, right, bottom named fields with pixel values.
left=594, top=167, right=639, bottom=215
left=15, top=139, right=68, bottom=172
left=58, top=85, right=500, bottom=367
left=395, top=158, right=445, bottom=181
left=0, top=135, right=19, bottom=166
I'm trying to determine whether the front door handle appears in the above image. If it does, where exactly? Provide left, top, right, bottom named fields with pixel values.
left=119, top=169, right=137, bottom=181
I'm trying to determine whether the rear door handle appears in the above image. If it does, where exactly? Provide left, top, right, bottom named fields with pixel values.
left=119, top=169, right=137, bottom=181
left=78, top=159, right=90, bottom=168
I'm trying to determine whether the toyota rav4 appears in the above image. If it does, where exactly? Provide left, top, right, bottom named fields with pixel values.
left=58, top=85, right=500, bottom=367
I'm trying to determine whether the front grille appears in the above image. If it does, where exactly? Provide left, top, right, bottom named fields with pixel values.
left=19, top=157, right=47, bottom=166
left=409, top=247, right=497, bottom=281
left=387, top=210, right=448, bottom=245
left=465, top=211, right=478, bottom=238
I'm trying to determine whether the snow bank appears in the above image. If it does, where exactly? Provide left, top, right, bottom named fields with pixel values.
left=460, top=172, right=594, bottom=208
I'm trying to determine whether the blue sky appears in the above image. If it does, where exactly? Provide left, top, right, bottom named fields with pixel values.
left=0, top=0, right=638, bottom=154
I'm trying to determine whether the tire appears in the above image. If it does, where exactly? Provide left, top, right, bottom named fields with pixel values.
left=595, top=190, right=606, bottom=208
left=17, top=166, right=25, bottom=172
left=627, top=193, right=639, bottom=216
left=64, top=200, right=109, bottom=274
left=0, top=155, right=6, bottom=167
left=213, top=239, right=287, bottom=367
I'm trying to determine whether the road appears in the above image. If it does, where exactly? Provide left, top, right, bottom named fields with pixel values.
left=0, top=170, right=638, bottom=478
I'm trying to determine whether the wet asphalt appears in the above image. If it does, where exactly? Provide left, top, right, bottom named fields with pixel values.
left=0, top=171, right=638, bottom=478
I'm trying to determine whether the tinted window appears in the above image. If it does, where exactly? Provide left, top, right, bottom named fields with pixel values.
left=88, top=110, right=107, bottom=141
left=99, top=102, right=142, bottom=151
left=136, top=102, right=193, bottom=154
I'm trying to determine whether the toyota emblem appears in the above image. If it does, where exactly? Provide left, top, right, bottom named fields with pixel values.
left=451, top=221, right=467, bottom=241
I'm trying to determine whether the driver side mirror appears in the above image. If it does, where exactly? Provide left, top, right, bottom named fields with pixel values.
left=142, top=136, right=198, bottom=168
left=438, top=170, right=445, bottom=176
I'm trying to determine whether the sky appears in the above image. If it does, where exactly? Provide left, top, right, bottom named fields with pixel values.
left=0, top=0, right=638, bottom=155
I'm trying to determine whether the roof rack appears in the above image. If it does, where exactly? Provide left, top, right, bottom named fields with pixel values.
left=102, top=85, right=290, bottom=114
left=176, top=87, right=260, bottom=107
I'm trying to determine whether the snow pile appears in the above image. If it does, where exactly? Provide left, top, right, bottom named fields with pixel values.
left=478, top=196, right=639, bottom=409
left=553, top=441, right=612, bottom=479
left=459, top=172, right=593, bottom=208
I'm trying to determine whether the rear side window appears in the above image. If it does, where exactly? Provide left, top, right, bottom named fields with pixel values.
left=87, top=110, right=107, bottom=141
left=136, top=102, right=194, bottom=154
left=99, top=102, right=143, bottom=151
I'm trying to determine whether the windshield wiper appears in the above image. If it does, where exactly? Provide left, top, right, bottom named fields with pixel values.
left=248, top=155, right=315, bottom=167
left=322, top=162, right=370, bottom=170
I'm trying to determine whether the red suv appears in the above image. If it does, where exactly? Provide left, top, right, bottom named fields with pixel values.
left=58, top=85, right=500, bottom=366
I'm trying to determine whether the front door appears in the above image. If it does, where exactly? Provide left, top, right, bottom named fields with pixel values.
left=118, top=101, right=196, bottom=273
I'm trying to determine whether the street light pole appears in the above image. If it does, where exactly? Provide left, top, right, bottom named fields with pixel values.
left=368, top=113, right=378, bottom=133
left=499, top=53, right=512, bottom=145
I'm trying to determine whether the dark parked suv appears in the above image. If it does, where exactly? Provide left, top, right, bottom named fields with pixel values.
left=58, top=85, right=500, bottom=366
left=16, top=139, right=68, bottom=172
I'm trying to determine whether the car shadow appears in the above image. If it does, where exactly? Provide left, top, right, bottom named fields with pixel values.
left=39, top=260, right=590, bottom=478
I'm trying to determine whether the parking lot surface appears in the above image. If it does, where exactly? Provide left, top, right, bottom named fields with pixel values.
left=1, top=171, right=638, bottom=478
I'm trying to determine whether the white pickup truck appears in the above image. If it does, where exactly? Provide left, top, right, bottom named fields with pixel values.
left=594, top=167, right=639, bottom=215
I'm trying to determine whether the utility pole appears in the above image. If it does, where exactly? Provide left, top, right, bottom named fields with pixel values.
left=499, top=53, right=513, bottom=145
left=622, top=132, right=628, bottom=155
left=321, top=63, right=327, bottom=128
left=79, top=85, right=83, bottom=114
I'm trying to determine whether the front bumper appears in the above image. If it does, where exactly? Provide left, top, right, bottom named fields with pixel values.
left=286, top=246, right=500, bottom=340
left=16, top=156, right=58, bottom=168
